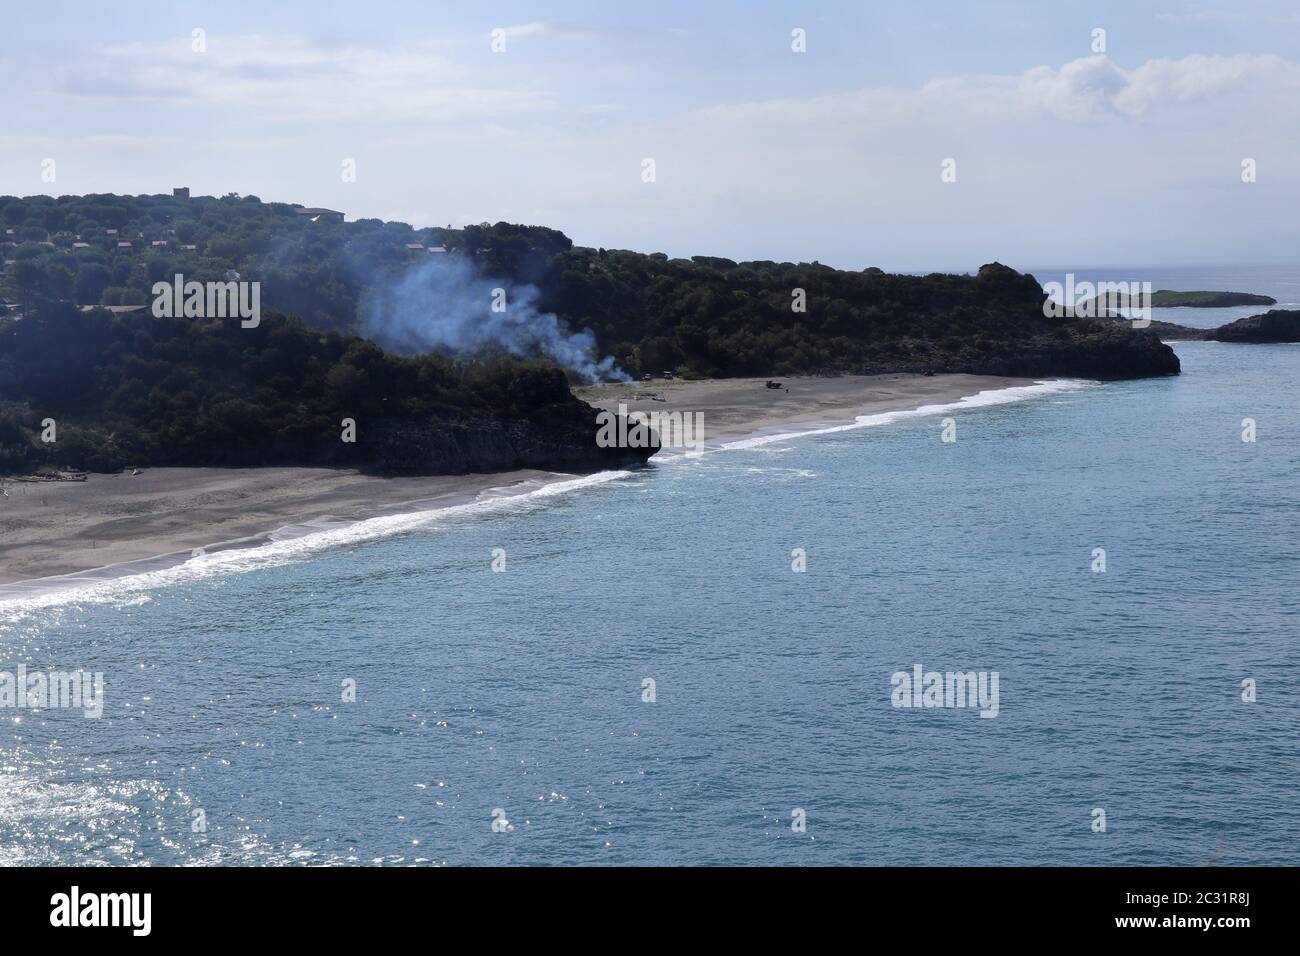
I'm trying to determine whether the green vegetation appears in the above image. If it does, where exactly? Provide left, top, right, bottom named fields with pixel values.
left=0, top=304, right=645, bottom=476
left=1149, top=290, right=1275, bottom=308
left=542, top=255, right=1177, bottom=380
left=1, top=191, right=1178, bottom=383
left=1078, top=289, right=1277, bottom=313
left=0, top=192, right=434, bottom=331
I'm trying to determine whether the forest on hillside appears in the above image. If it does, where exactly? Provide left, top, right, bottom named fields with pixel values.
left=0, top=303, right=650, bottom=476
left=0, top=192, right=1179, bottom=383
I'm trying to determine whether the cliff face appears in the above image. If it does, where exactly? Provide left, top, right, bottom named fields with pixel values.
left=939, top=324, right=1182, bottom=380
left=1205, top=310, right=1300, bottom=343
left=1107, top=308, right=1300, bottom=344
left=360, top=407, right=657, bottom=475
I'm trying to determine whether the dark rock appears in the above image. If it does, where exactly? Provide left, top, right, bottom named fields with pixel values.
left=1143, top=320, right=1205, bottom=340
left=1095, top=315, right=1205, bottom=339
left=952, top=325, right=1180, bottom=380
left=1205, top=309, right=1300, bottom=343
left=360, top=406, right=657, bottom=476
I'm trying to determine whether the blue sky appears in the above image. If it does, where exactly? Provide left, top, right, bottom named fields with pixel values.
left=3, top=1, right=1300, bottom=270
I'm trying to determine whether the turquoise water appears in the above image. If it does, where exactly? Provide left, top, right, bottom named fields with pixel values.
left=1, top=341, right=1297, bottom=865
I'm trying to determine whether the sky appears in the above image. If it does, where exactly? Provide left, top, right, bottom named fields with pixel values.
left=2, top=0, right=1299, bottom=272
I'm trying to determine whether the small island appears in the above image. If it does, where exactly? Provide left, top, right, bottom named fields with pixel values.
left=1078, top=289, right=1277, bottom=314
left=1148, top=290, right=1276, bottom=308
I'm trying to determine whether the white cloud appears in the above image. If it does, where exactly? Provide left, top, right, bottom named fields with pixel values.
left=914, top=53, right=1300, bottom=121
left=502, top=21, right=600, bottom=40
left=20, top=49, right=1300, bottom=267
left=545, top=53, right=1300, bottom=265
left=55, top=34, right=557, bottom=123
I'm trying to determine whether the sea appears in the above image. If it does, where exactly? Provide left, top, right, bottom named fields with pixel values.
left=1, top=266, right=1296, bottom=866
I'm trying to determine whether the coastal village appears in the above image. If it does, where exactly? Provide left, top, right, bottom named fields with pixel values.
left=0, top=189, right=471, bottom=323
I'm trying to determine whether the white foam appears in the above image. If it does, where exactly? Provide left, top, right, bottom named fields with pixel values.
left=717, top=379, right=1099, bottom=450
left=0, top=469, right=631, bottom=614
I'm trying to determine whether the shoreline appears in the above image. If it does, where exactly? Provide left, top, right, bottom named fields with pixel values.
left=575, top=372, right=1040, bottom=444
left=1, top=373, right=1061, bottom=599
left=0, top=468, right=561, bottom=596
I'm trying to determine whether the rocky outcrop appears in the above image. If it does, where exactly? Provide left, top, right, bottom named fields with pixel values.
left=1141, top=320, right=1205, bottom=340
left=359, top=406, right=657, bottom=475
left=920, top=324, right=1182, bottom=380
left=835, top=316, right=1182, bottom=380
left=1136, top=308, right=1300, bottom=343
left=1205, top=309, right=1300, bottom=343
left=1004, top=325, right=1181, bottom=379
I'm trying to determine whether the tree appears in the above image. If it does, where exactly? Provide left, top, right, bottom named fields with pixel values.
left=74, top=263, right=113, bottom=304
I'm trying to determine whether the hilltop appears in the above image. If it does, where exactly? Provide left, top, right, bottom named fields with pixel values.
left=1, top=192, right=1180, bottom=384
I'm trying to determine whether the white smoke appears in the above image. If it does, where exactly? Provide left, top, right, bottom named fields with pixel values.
left=362, top=254, right=629, bottom=382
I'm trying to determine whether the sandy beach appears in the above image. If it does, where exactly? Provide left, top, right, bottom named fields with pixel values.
left=1, top=373, right=1035, bottom=590
left=575, top=372, right=1035, bottom=441
left=0, top=467, right=553, bottom=589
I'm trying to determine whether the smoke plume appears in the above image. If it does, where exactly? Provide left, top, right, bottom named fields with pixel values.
left=362, top=254, right=629, bottom=382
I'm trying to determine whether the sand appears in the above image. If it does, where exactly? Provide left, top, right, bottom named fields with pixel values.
left=0, top=467, right=552, bottom=589
left=1, top=373, right=1036, bottom=590
left=575, top=372, right=1035, bottom=441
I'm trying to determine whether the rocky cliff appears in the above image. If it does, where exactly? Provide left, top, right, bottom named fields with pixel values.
left=361, top=408, right=656, bottom=475
left=1104, top=308, right=1300, bottom=344
left=1205, top=309, right=1300, bottom=343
